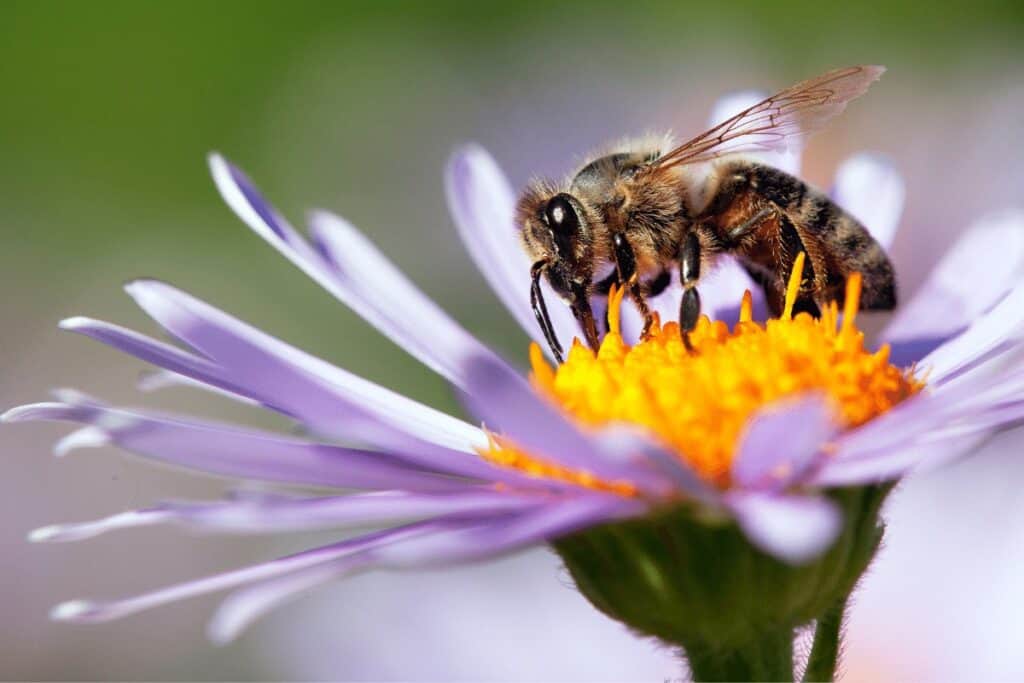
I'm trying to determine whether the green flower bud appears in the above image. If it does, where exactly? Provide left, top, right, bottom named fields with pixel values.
left=553, top=485, right=890, bottom=681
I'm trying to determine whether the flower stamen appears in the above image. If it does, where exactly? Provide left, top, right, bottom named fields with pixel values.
left=481, top=256, right=923, bottom=493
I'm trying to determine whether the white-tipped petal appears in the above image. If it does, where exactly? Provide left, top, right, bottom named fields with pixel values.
left=53, top=427, right=110, bottom=457
left=29, top=509, right=170, bottom=543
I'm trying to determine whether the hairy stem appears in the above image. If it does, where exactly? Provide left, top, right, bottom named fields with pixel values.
left=802, top=598, right=847, bottom=682
left=686, top=629, right=794, bottom=682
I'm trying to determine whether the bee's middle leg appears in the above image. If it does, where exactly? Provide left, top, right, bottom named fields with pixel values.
left=678, top=231, right=702, bottom=351
left=611, top=233, right=656, bottom=338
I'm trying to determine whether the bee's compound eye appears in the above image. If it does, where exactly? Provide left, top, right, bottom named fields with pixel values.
left=545, top=195, right=579, bottom=236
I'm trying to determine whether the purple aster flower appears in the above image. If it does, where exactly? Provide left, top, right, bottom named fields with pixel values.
left=6, top=89, right=1024, bottom=680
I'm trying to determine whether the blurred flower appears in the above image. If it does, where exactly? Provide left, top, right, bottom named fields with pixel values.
left=5, top=91, right=1024, bottom=679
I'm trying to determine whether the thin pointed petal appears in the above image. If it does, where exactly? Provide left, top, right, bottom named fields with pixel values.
left=210, top=154, right=497, bottom=389
left=49, top=523, right=442, bottom=623
left=5, top=397, right=512, bottom=489
left=32, top=490, right=546, bottom=541
left=77, top=283, right=487, bottom=455
left=884, top=210, right=1024, bottom=365
left=307, top=209, right=508, bottom=390
left=460, top=354, right=673, bottom=494
left=446, top=145, right=578, bottom=357
left=371, top=494, right=644, bottom=567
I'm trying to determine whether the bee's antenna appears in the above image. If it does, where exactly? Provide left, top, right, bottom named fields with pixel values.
left=530, top=261, right=565, bottom=364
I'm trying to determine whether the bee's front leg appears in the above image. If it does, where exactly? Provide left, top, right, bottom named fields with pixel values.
left=569, top=280, right=601, bottom=352
left=611, top=233, right=655, bottom=338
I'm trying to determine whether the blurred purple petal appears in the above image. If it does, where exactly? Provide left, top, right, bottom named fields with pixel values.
left=138, top=369, right=263, bottom=406
left=208, top=563, right=345, bottom=645
left=726, top=492, right=841, bottom=565
left=121, top=280, right=487, bottom=454
left=445, top=145, right=578, bottom=359
left=883, top=210, right=1024, bottom=361
left=209, top=494, right=640, bottom=643
left=699, top=257, right=768, bottom=324
left=831, top=153, right=905, bottom=250
left=595, top=424, right=715, bottom=503
left=49, top=522, right=447, bottom=624
left=31, top=490, right=548, bottom=541
left=460, top=354, right=674, bottom=494
left=371, top=494, right=645, bottom=567
left=732, top=395, right=836, bottom=491
left=819, top=365, right=1024, bottom=484
left=919, top=280, right=1024, bottom=384
left=1, top=398, right=520, bottom=488
left=812, top=432, right=992, bottom=487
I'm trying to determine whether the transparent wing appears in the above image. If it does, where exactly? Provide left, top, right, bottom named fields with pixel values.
left=653, top=65, right=885, bottom=169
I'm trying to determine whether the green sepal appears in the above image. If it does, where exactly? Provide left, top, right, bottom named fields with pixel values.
left=553, top=485, right=890, bottom=681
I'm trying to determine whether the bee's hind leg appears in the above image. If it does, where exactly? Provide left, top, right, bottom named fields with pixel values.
left=611, top=233, right=656, bottom=338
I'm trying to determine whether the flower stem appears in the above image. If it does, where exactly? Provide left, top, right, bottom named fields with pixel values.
left=802, top=597, right=847, bottom=682
left=686, top=629, right=794, bottom=682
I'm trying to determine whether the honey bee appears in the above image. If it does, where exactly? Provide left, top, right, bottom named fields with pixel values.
left=518, top=65, right=896, bottom=362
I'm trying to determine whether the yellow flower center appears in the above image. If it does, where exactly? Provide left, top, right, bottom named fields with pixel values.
left=482, top=254, right=923, bottom=495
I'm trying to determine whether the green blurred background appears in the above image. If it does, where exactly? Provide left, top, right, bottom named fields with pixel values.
left=2, top=1, right=1022, bottom=680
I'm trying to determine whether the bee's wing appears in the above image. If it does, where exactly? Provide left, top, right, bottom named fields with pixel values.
left=652, top=66, right=885, bottom=169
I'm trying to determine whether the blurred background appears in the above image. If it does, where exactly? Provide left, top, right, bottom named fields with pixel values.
left=2, top=0, right=1023, bottom=680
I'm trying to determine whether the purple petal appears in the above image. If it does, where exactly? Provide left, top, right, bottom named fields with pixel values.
left=30, top=490, right=548, bottom=541
left=1, top=398, right=527, bottom=489
left=369, top=493, right=645, bottom=567
left=460, top=354, right=674, bottom=495
left=29, top=509, right=171, bottom=543
left=918, top=280, right=1024, bottom=384
left=49, top=522, right=447, bottom=624
left=811, top=431, right=992, bottom=487
left=115, top=281, right=487, bottom=454
left=208, top=562, right=345, bottom=644
left=208, top=494, right=640, bottom=643
left=138, top=369, right=261, bottom=406
left=211, top=156, right=307, bottom=246
left=812, top=365, right=1024, bottom=486
left=306, top=209, right=508, bottom=391
left=700, top=257, right=768, bottom=324
left=445, top=145, right=579, bottom=359
left=731, top=395, right=836, bottom=491
left=830, top=153, right=904, bottom=250
left=708, top=90, right=801, bottom=175
left=595, top=424, right=715, bottom=502
left=883, top=210, right=1024, bottom=361
left=209, top=154, right=498, bottom=390
left=726, top=492, right=841, bottom=565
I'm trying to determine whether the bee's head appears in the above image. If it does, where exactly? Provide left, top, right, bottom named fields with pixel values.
left=516, top=186, right=593, bottom=299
